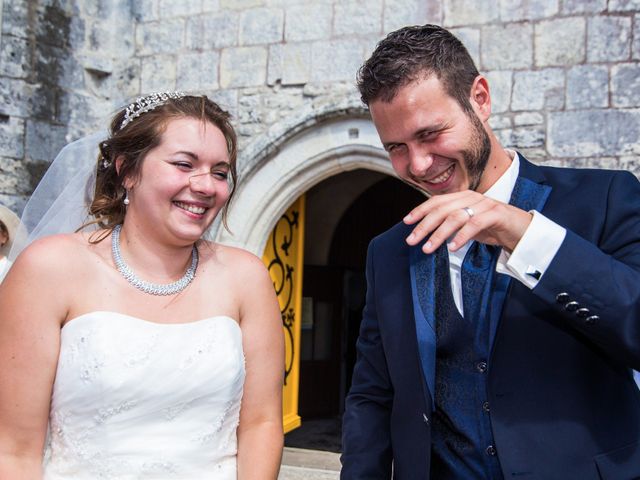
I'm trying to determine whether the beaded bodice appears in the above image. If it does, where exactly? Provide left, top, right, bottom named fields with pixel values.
left=43, top=312, right=245, bottom=480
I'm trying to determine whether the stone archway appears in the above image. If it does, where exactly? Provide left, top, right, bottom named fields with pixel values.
left=214, top=108, right=395, bottom=255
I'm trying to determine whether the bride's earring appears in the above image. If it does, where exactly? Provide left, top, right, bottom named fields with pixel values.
left=123, top=189, right=130, bottom=206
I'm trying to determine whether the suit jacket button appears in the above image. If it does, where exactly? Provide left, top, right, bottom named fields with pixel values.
left=486, top=445, right=497, bottom=456
left=565, top=301, right=579, bottom=312
left=576, top=308, right=590, bottom=318
left=476, top=361, right=488, bottom=373
left=585, top=315, right=599, bottom=325
left=556, top=292, right=570, bottom=304
left=422, top=413, right=430, bottom=425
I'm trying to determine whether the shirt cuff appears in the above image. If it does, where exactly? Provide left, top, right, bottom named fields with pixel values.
left=496, top=211, right=566, bottom=289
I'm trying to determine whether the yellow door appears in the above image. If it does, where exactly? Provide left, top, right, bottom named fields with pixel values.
left=262, top=195, right=305, bottom=433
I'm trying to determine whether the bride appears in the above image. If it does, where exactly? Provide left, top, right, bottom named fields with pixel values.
left=0, top=93, right=284, bottom=479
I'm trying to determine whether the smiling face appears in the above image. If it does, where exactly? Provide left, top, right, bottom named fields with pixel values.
left=123, top=117, right=230, bottom=244
left=370, top=74, right=494, bottom=196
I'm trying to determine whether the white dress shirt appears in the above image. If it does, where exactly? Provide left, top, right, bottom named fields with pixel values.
left=448, top=151, right=566, bottom=315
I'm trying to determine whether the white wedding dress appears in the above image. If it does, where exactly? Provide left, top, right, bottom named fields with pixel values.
left=43, top=312, right=245, bottom=480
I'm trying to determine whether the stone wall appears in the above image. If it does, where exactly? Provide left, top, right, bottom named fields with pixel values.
left=0, top=0, right=639, bottom=214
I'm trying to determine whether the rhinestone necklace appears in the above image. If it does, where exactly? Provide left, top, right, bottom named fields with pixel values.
left=111, top=224, right=198, bottom=296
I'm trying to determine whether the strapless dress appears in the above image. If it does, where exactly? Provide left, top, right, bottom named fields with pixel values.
left=42, top=311, right=245, bottom=479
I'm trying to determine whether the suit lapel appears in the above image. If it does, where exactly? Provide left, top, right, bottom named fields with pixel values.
left=409, top=154, right=553, bottom=408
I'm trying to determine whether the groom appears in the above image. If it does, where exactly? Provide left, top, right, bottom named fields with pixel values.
left=341, top=24, right=640, bottom=479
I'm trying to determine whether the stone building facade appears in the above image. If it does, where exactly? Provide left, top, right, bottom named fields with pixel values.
left=1, top=0, right=640, bottom=456
left=0, top=0, right=639, bottom=220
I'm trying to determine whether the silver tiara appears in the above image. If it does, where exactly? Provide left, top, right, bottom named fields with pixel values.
left=120, top=91, right=186, bottom=130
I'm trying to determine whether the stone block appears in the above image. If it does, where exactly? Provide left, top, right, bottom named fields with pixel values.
left=587, top=16, right=631, bottom=62
left=35, top=3, right=72, bottom=49
left=501, top=126, right=545, bottom=149
left=268, top=43, right=311, bottom=86
left=0, top=35, right=31, bottom=79
left=489, top=114, right=511, bottom=130
left=548, top=110, right=640, bottom=157
left=58, top=51, right=86, bottom=91
left=450, top=28, right=480, bottom=68
left=514, top=112, right=544, bottom=126
left=0, top=78, right=31, bottom=117
left=140, top=54, right=177, bottom=92
left=237, top=91, right=263, bottom=132
left=25, top=120, right=67, bottom=163
left=0, top=193, right=27, bottom=214
left=266, top=0, right=333, bottom=5
left=634, top=14, right=640, bottom=60
left=136, top=19, right=185, bottom=55
left=220, top=0, right=265, bottom=8
left=500, top=0, right=559, bottom=20
left=2, top=1, right=31, bottom=38
left=131, top=0, right=159, bottom=22
left=517, top=148, right=547, bottom=162
left=0, top=156, right=30, bottom=195
left=512, top=69, right=564, bottom=111
left=30, top=84, right=58, bottom=122
left=220, top=46, right=267, bottom=88
left=202, top=0, right=221, bottom=13
left=56, top=92, right=113, bottom=135
left=383, top=0, right=439, bottom=33
left=267, top=44, right=283, bottom=86
left=608, top=0, right=640, bottom=11
left=561, top=0, right=606, bottom=13
left=481, top=23, right=533, bottom=70
left=205, top=89, right=238, bottom=118
left=362, top=34, right=381, bottom=59
left=443, top=0, right=499, bottom=27
left=158, top=0, right=202, bottom=17
left=566, top=65, right=608, bottom=109
left=240, top=7, right=284, bottom=45
left=262, top=91, right=305, bottom=125
left=311, top=40, right=364, bottom=83
left=535, top=17, right=586, bottom=67
left=485, top=70, right=511, bottom=113
left=34, top=43, right=65, bottom=86
left=620, top=155, right=640, bottom=177
left=87, top=17, right=135, bottom=57
left=284, top=4, right=332, bottom=42
left=177, top=51, right=220, bottom=91
left=334, top=1, right=383, bottom=36
left=612, top=64, right=640, bottom=108
left=86, top=60, right=142, bottom=108
left=0, top=116, right=24, bottom=158
left=186, top=11, right=239, bottom=50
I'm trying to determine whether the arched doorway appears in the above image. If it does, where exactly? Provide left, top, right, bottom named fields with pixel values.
left=213, top=112, right=425, bottom=452
left=284, top=169, right=424, bottom=452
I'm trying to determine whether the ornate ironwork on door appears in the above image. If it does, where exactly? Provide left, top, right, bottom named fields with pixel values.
left=262, top=195, right=305, bottom=433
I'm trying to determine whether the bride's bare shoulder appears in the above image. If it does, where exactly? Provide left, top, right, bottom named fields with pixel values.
left=200, top=241, right=266, bottom=272
left=12, top=231, right=107, bottom=273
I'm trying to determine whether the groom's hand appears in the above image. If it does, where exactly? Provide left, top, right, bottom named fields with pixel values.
left=403, top=190, right=533, bottom=254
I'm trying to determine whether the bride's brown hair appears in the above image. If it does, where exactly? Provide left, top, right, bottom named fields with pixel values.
left=87, top=95, right=237, bottom=240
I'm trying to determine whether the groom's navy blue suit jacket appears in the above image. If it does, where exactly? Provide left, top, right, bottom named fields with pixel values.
left=341, top=157, right=640, bottom=480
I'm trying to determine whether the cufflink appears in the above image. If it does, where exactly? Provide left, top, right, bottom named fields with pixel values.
left=525, top=265, right=541, bottom=280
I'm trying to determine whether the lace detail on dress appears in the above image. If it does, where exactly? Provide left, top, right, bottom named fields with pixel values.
left=43, top=313, right=245, bottom=480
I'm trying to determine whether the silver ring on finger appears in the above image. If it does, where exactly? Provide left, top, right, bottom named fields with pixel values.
left=462, top=206, right=475, bottom=218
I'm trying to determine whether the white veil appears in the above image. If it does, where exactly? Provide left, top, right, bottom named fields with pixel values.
left=9, top=131, right=108, bottom=261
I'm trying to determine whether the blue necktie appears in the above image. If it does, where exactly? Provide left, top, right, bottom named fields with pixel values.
left=461, top=241, right=499, bottom=326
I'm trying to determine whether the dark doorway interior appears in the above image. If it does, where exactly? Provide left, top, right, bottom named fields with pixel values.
left=285, top=172, right=424, bottom=452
